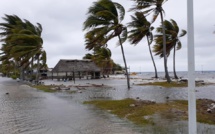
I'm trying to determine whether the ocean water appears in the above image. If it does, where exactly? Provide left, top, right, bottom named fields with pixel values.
left=136, top=71, right=215, bottom=78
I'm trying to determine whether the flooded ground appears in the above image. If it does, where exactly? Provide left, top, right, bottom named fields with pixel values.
left=1, top=77, right=215, bottom=134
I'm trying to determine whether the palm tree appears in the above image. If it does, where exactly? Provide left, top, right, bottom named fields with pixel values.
left=83, top=47, right=113, bottom=78
left=83, top=50, right=121, bottom=75
left=0, top=60, right=16, bottom=77
left=35, top=50, right=47, bottom=83
left=130, top=0, right=171, bottom=82
left=83, top=0, right=130, bottom=88
left=83, top=53, right=93, bottom=60
left=153, top=19, right=187, bottom=79
left=127, top=12, right=158, bottom=78
left=93, top=47, right=113, bottom=77
left=5, top=23, right=43, bottom=81
left=0, top=14, right=45, bottom=82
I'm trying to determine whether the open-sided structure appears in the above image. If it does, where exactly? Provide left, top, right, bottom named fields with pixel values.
left=51, top=59, right=101, bottom=80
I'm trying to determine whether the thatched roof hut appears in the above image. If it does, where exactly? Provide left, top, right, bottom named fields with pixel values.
left=51, top=59, right=101, bottom=79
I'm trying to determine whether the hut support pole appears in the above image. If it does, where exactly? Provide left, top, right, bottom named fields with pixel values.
left=52, top=72, right=53, bottom=80
left=57, top=72, right=59, bottom=81
left=73, top=70, right=75, bottom=84
left=79, top=71, right=81, bottom=79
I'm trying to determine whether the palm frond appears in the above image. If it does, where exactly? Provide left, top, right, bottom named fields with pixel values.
left=113, top=2, right=125, bottom=22
left=176, top=40, right=182, bottom=50
left=179, top=29, right=187, bottom=37
left=118, top=27, right=127, bottom=44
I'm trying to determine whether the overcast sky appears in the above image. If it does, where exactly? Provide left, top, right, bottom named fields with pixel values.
left=0, top=0, right=214, bottom=72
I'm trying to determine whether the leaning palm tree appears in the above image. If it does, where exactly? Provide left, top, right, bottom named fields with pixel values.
left=0, top=15, right=27, bottom=79
left=5, top=23, right=43, bottom=81
left=130, top=0, right=170, bottom=82
left=83, top=0, right=130, bottom=88
left=127, top=12, right=158, bottom=78
left=153, top=19, right=187, bottom=79
left=0, top=14, right=45, bottom=82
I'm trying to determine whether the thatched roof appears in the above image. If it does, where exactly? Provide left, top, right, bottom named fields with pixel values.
left=52, top=59, right=101, bottom=72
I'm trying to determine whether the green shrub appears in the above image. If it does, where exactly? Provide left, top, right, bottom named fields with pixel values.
left=11, top=75, right=18, bottom=80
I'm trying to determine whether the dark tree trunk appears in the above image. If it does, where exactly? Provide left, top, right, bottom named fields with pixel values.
left=160, top=12, right=171, bottom=82
left=173, top=44, right=178, bottom=79
left=147, top=36, right=158, bottom=78
left=35, top=55, right=40, bottom=84
left=118, top=36, right=130, bottom=89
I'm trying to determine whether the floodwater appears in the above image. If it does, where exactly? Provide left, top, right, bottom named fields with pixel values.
left=1, top=77, right=215, bottom=134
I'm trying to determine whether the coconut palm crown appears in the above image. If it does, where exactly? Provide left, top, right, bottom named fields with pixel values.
left=83, top=0, right=130, bottom=88
left=153, top=19, right=187, bottom=79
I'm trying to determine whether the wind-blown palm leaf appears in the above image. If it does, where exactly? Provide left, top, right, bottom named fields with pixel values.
left=179, top=30, right=187, bottom=37
left=130, top=0, right=167, bottom=23
left=113, top=2, right=125, bottom=22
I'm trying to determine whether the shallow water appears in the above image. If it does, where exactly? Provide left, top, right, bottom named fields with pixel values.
left=0, top=78, right=143, bottom=134
left=1, top=77, right=215, bottom=134
left=43, top=77, right=215, bottom=103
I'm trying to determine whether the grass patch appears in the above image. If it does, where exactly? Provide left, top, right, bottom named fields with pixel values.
left=31, top=85, right=57, bottom=93
left=196, top=99, right=215, bottom=124
left=138, top=81, right=209, bottom=88
left=67, top=90, right=77, bottom=94
left=138, top=81, right=187, bottom=88
left=84, top=99, right=215, bottom=125
left=31, top=85, right=76, bottom=93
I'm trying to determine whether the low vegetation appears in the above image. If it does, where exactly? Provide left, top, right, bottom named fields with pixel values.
left=84, top=98, right=215, bottom=125
left=31, top=84, right=77, bottom=94
left=137, top=81, right=210, bottom=88
left=31, top=85, right=57, bottom=92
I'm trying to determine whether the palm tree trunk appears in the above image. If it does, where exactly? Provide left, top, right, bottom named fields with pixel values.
left=173, top=44, right=178, bottom=79
left=35, top=55, right=40, bottom=84
left=20, top=66, right=24, bottom=81
left=118, top=36, right=130, bottom=89
left=31, top=57, right=34, bottom=79
left=160, top=12, right=171, bottom=82
left=147, top=36, right=158, bottom=78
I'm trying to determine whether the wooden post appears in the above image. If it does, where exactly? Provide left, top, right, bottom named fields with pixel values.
left=78, top=71, right=81, bottom=79
left=52, top=72, right=53, bottom=80
left=57, top=72, right=59, bottom=81
left=73, top=67, right=75, bottom=84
